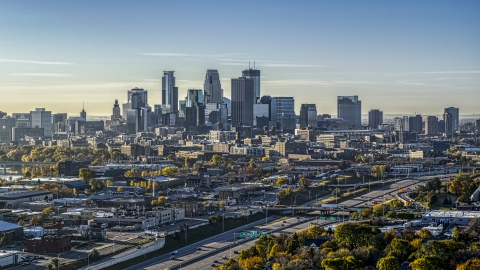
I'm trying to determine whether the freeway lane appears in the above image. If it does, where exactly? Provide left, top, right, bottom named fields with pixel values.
left=132, top=174, right=455, bottom=270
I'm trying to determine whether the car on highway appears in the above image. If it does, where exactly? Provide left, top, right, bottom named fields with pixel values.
left=281, top=224, right=284, bottom=227
left=197, top=247, right=202, bottom=250
left=222, top=255, right=227, bottom=259
left=172, top=250, right=178, bottom=255
left=282, top=220, right=286, bottom=223
left=211, top=264, right=216, bottom=267
left=136, top=245, right=142, bottom=249
left=170, top=256, right=176, bottom=260
left=233, top=250, right=239, bottom=254
left=214, top=260, right=218, bottom=263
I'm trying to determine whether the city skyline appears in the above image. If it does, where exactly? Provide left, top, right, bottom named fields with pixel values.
left=1, top=1, right=479, bottom=116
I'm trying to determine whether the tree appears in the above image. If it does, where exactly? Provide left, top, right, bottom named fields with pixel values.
left=298, top=177, right=310, bottom=187
left=276, top=177, right=287, bottom=187
left=321, top=256, right=363, bottom=270
left=389, top=238, right=411, bottom=261
left=78, top=168, right=95, bottom=183
left=50, top=258, right=59, bottom=270
left=332, top=188, right=342, bottom=198
left=410, top=256, right=443, bottom=270
left=106, top=180, right=114, bottom=187
left=162, top=167, right=178, bottom=177
left=117, top=186, right=124, bottom=192
left=334, top=223, right=377, bottom=249
left=239, top=256, right=263, bottom=270
left=373, top=203, right=389, bottom=216
left=376, top=256, right=399, bottom=270
left=18, top=220, right=26, bottom=226
left=157, top=196, right=167, bottom=206
left=457, top=258, right=480, bottom=270
left=89, top=178, right=101, bottom=191
left=449, top=180, right=464, bottom=196
left=90, top=248, right=100, bottom=260
left=73, top=188, right=78, bottom=197
left=417, top=228, right=432, bottom=239
left=167, top=153, right=176, bottom=160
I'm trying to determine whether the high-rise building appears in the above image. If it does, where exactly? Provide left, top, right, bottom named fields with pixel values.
left=271, top=97, right=296, bottom=133
left=162, top=71, right=178, bottom=113
left=80, top=104, right=86, bottom=120
left=242, top=68, right=260, bottom=102
left=231, top=77, right=255, bottom=126
left=368, top=109, right=383, bottom=130
left=300, top=104, right=317, bottom=129
left=30, top=108, right=52, bottom=137
left=476, top=119, right=480, bottom=132
left=444, top=107, right=459, bottom=133
left=409, top=115, right=422, bottom=133
left=444, top=112, right=453, bottom=137
left=185, top=89, right=205, bottom=128
left=337, top=96, right=361, bottom=130
left=52, top=113, right=67, bottom=133
left=425, top=116, right=438, bottom=135
left=204, top=70, right=223, bottom=103
left=128, top=87, right=148, bottom=106
left=112, top=100, right=121, bottom=120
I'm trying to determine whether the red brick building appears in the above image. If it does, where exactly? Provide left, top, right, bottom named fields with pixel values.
left=26, top=234, right=72, bottom=253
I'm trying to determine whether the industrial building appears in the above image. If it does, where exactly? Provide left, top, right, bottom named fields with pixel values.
left=421, top=210, right=480, bottom=225
left=0, top=190, right=52, bottom=209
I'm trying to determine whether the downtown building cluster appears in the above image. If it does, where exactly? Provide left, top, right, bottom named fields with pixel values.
left=0, top=66, right=478, bottom=161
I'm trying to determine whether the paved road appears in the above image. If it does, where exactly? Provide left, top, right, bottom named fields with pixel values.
left=142, top=174, right=455, bottom=270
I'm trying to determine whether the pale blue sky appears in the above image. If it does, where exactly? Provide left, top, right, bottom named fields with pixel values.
left=1, top=1, right=479, bottom=116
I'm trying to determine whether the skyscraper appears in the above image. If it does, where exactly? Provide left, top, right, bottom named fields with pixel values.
left=444, top=111, right=453, bottom=137
left=112, top=99, right=121, bottom=120
left=162, top=71, right=178, bottom=113
left=444, top=107, right=459, bottom=133
left=368, top=109, right=383, bottom=130
left=409, top=115, right=423, bottom=133
left=185, top=89, right=205, bottom=129
left=128, top=87, right=148, bottom=106
left=231, top=77, right=255, bottom=126
left=425, top=116, right=438, bottom=135
left=30, top=108, right=52, bottom=137
left=300, top=104, right=317, bottom=129
left=204, top=70, right=223, bottom=103
left=337, top=96, right=361, bottom=130
left=271, top=97, right=296, bottom=133
left=242, top=68, right=260, bottom=102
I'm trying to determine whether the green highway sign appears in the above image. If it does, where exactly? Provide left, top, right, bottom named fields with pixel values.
left=260, top=232, right=268, bottom=236
left=319, top=216, right=326, bottom=220
left=357, top=208, right=362, bottom=213
left=329, top=216, right=336, bottom=221
left=240, top=232, right=247, bottom=237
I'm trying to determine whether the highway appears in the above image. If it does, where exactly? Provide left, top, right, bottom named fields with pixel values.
left=135, top=173, right=457, bottom=270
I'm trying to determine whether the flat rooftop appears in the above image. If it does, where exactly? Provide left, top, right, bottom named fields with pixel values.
left=423, top=210, right=480, bottom=219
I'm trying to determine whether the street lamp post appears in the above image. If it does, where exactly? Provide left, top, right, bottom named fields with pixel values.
left=57, top=253, right=61, bottom=270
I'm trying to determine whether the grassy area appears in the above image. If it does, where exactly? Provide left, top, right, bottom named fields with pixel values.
left=278, top=186, right=330, bottom=206
left=100, top=212, right=268, bottom=270
left=319, top=182, right=387, bottom=205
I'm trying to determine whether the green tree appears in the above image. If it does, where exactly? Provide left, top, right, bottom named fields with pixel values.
left=78, top=168, right=95, bottom=183
left=410, top=256, right=443, bottom=270
left=321, top=256, right=363, bottom=270
left=376, top=256, right=399, bottom=270
left=334, top=223, right=377, bottom=249
left=105, top=180, right=114, bottom=187
left=457, top=258, right=480, bottom=270
left=50, top=258, right=59, bottom=270
left=117, top=186, right=124, bottom=192
left=389, top=238, right=411, bottom=261
left=161, top=167, right=178, bottom=177
left=298, top=177, right=310, bottom=187
left=276, top=177, right=287, bottom=186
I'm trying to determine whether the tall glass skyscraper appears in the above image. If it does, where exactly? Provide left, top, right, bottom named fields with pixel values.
left=162, top=71, right=178, bottom=113
left=231, top=77, right=255, bottom=126
left=204, top=70, right=223, bottom=103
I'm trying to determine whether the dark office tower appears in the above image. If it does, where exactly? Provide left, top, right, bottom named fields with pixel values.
left=425, top=116, right=438, bottom=135
left=112, top=99, right=121, bottom=120
left=128, top=87, right=148, bottom=106
left=185, top=89, right=205, bottom=129
left=337, top=96, right=361, bottom=130
left=242, top=68, right=260, bottom=102
left=204, top=70, right=223, bottom=103
left=475, top=119, right=480, bottom=132
left=409, top=114, right=423, bottom=133
left=231, top=77, right=255, bottom=126
left=438, top=120, right=445, bottom=133
left=444, top=112, right=453, bottom=137
left=52, top=113, right=67, bottom=133
left=162, top=71, right=178, bottom=113
left=300, top=104, right=317, bottom=129
left=368, top=109, right=383, bottom=130
left=271, top=97, right=296, bottom=133
left=444, top=107, right=459, bottom=133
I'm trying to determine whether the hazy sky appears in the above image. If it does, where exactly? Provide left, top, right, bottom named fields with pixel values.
left=1, top=1, right=479, bottom=117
